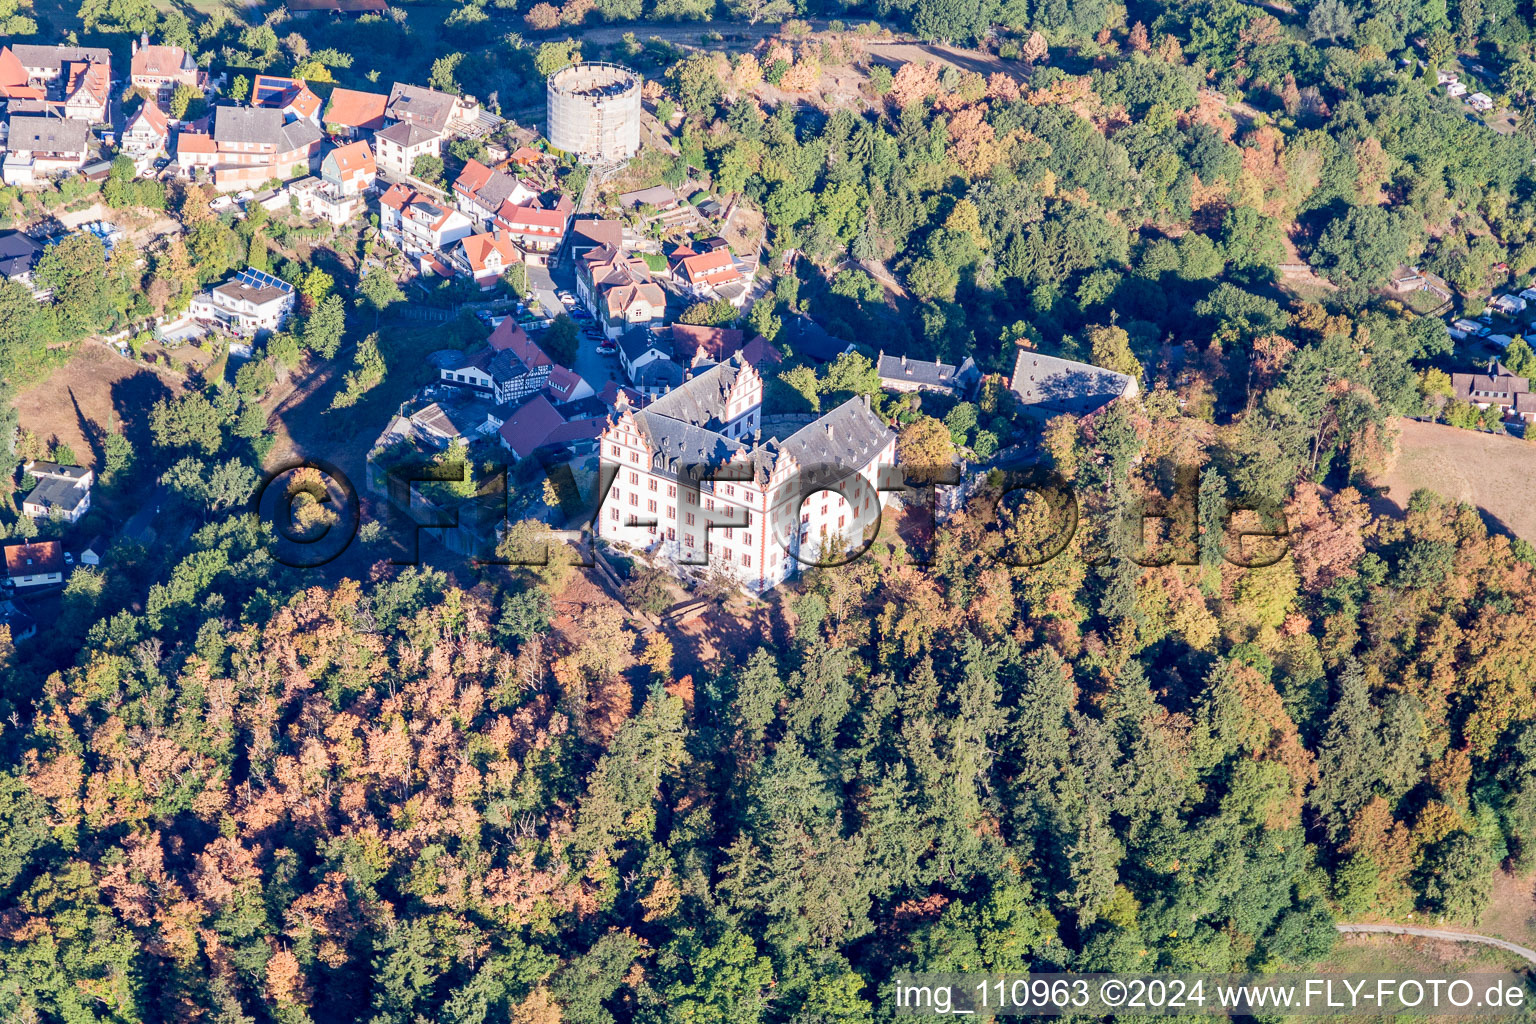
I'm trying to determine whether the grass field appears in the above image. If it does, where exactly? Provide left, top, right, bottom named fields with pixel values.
left=1378, top=417, right=1536, bottom=541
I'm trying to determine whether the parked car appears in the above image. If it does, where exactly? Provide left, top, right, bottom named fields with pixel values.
left=571, top=309, right=592, bottom=321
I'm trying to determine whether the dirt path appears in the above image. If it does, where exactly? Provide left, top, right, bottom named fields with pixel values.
left=1335, top=924, right=1536, bottom=967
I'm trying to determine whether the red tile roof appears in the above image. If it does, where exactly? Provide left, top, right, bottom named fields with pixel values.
left=130, top=101, right=169, bottom=136
left=461, top=232, right=518, bottom=275
left=676, top=247, right=741, bottom=286
left=327, top=139, right=375, bottom=177
left=495, top=199, right=568, bottom=235
left=544, top=364, right=583, bottom=402
left=498, top=394, right=566, bottom=458
left=324, top=87, right=388, bottom=131
left=4, top=540, right=62, bottom=577
left=252, top=74, right=321, bottom=119
left=131, top=44, right=190, bottom=80
left=510, top=146, right=542, bottom=166
left=671, top=324, right=745, bottom=362
left=488, top=319, right=552, bottom=369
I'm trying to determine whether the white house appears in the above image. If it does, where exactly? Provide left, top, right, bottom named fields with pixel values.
left=3, top=540, right=64, bottom=588
left=1469, top=92, right=1494, bottom=111
left=1491, top=294, right=1526, bottom=316
left=121, top=101, right=170, bottom=159
left=189, top=267, right=297, bottom=336
left=373, top=120, right=441, bottom=179
left=378, top=183, right=473, bottom=255
left=1450, top=318, right=1491, bottom=340
left=21, top=461, right=92, bottom=522
left=2, top=115, right=91, bottom=185
left=1447, top=81, right=1468, bottom=97
left=452, top=232, right=519, bottom=288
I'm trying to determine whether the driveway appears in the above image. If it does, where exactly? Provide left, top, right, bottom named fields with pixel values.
left=531, top=260, right=626, bottom=391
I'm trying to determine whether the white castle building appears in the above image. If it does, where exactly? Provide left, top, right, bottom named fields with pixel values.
left=597, top=355, right=898, bottom=593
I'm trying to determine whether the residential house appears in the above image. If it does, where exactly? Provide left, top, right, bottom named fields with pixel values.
left=175, top=105, right=322, bottom=191
left=20, top=461, right=92, bottom=522
left=617, top=328, right=675, bottom=384
left=596, top=356, right=897, bottom=593
left=3, top=115, right=91, bottom=185
left=1519, top=287, right=1536, bottom=306
left=1469, top=92, right=1494, bottom=111
left=59, top=60, right=110, bottom=122
left=0, top=596, right=36, bottom=642
left=121, top=101, right=170, bottom=159
left=0, top=47, right=45, bottom=100
left=509, top=145, right=542, bottom=168
left=437, top=319, right=555, bottom=404
left=1488, top=333, right=1517, bottom=351
left=451, top=232, right=520, bottom=289
left=599, top=276, right=667, bottom=341
left=1447, top=81, right=1468, bottom=97
left=568, top=218, right=624, bottom=260
left=189, top=267, right=297, bottom=336
left=544, top=364, right=595, bottom=405
left=1452, top=359, right=1536, bottom=422
left=323, top=87, right=388, bottom=138
left=377, top=182, right=473, bottom=254
left=385, top=82, right=482, bottom=137
left=452, top=158, right=537, bottom=229
left=1010, top=347, right=1139, bottom=417
left=578, top=245, right=665, bottom=338
left=130, top=37, right=203, bottom=107
left=670, top=245, right=748, bottom=305
left=497, top=393, right=607, bottom=459
left=251, top=74, right=322, bottom=124
left=321, top=139, right=375, bottom=194
left=1449, top=318, right=1491, bottom=340
left=373, top=120, right=441, bottom=179
left=876, top=351, right=979, bottom=398
left=1436, top=70, right=1458, bottom=85
left=493, top=196, right=571, bottom=263
left=3, top=540, right=64, bottom=588
left=290, top=175, right=366, bottom=225
left=10, top=45, right=110, bottom=91
left=0, top=231, right=45, bottom=291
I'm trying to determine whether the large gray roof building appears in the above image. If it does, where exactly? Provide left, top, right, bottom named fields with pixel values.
left=1009, top=348, right=1138, bottom=417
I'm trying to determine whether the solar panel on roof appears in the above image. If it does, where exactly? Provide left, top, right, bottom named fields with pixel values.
left=236, top=268, right=292, bottom=292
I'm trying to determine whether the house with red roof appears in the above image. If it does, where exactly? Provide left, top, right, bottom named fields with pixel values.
left=672, top=246, right=749, bottom=306
left=175, top=105, right=322, bottom=191
left=251, top=74, right=322, bottom=124
left=493, top=195, right=572, bottom=264
left=129, top=36, right=204, bottom=108
left=122, top=101, right=170, bottom=159
left=452, top=159, right=539, bottom=230
left=378, top=182, right=473, bottom=254
left=452, top=232, right=520, bottom=288
left=509, top=146, right=542, bottom=168
left=323, top=87, right=388, bottom=138
left=497, top=393, right=606, bottom=459
left=544, top=364, right=595, bottom=405
left=0, top=48, right=46, bottom=101
left=321, top=140, right=375, bottom=195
